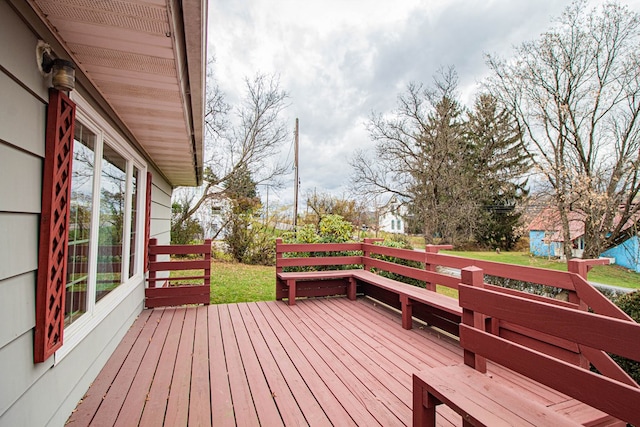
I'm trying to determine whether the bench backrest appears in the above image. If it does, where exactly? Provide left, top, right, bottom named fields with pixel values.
left=275, top=240, right=364, bottom=272
left=458, top=268, right=640, bottom=426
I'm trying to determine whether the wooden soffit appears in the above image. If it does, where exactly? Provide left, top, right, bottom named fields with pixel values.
left=28, top=0, right=206, bottom=186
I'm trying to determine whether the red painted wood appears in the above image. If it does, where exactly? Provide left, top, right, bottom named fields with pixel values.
left=227, top=304, right=284, bottom=426
left=139, top=308, right=186, bottom=426
left=414, top=366, right=581, bottom=426
left=235, top=303, right=308, bottom=425
left=208, top=305, right=235, bottom=427
left=427, top=252, right=577, bottom=290
left=459, top=285, right=640, bottom=362
left=189, top=306, right=212, bottom=427
left=570, top=274, right=632, bottom=321
left=145, top=239, right=211, bottom=307
left=147, top=275, right=205, bottom=283
left=483, top=283, right=580, bottom=309
left=366, top=257, right=427, bottom=282
left=70, top=299, right=614, bottom=427
left=298, top=300, right=411, bottom=424
left=460, top=325, right=640, bottom=426
left=92, top=309, right=163, bottom=425
left=363, top=243, right=427, bottom=263
left=148, top=259, right=211, bottom=271
left=148, top=243, right=210, bottom=255
left=218, top=304, right=260, bottom=425
left=35, top=88, right=76, bottom=363
left=248, top=303, right=336, bottom=425
left=277, top=242, right=362, bottom=253
left=67, top=310, right=152, bottom=425
left=144, top=172, right=152, bottom=273
left=144, top=288, right=210, bottom=308
left=114, top=308, right=175, bottom=427
left=164, top=307, right=196, bottom=425
left=277, top=255, right=363, bottom=267
left=260, top=301, right=376, bottom=425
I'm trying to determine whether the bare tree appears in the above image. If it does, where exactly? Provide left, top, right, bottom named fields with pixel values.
left=172, top=65, right=290, bottom=232
left=486, top=0, right=640, bottom=259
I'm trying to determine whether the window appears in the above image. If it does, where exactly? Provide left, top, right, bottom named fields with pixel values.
left=397, top=219, right=402, bottom=230
left=63, top=118, right=145, bottom=326
left=65, top=123, right=97, bottom=327
left=129, top=166, right=139, bottom=278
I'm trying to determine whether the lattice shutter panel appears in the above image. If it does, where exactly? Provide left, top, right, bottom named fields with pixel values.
left=144, top=171, right=152, bottom=272
left=34, top=89, right=76, bottom=363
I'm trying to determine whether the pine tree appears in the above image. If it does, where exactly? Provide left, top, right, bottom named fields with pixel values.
left=466, top=93, right=529, bottom=249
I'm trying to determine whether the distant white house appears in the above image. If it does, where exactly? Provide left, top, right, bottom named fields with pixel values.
left=379, top=197, right=407, bottom=234
left=173, top=185, right=230, bottom=240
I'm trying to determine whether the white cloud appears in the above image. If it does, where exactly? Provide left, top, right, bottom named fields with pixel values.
left=208, top=0, right=640, bottom=205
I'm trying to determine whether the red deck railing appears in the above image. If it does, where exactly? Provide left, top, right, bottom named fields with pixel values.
left=275, top=240, right=637, bottom=390
left=145, top=238, right=212, bottom=308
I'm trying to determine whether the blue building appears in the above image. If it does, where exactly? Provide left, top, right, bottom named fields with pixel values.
left=528, top=208, right=639, bottom=272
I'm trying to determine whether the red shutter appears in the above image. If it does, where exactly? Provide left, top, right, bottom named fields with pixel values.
left=35, top=89, right=76, bottom=363
left=144, top=171, right=152, bottom=273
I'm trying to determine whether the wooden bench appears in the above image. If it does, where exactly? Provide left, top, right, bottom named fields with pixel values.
left=277, top=269, right=362, bottom=305
left=276, top=239, right=462, bottom=335
left=145, top=238, right=212, bottom=308
left=413, top=266, right=640, bottom=427
left=352, top=269, right=462, bottom=335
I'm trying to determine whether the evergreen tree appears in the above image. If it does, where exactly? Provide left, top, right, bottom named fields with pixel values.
left=466, top=94, right=529, bottom=249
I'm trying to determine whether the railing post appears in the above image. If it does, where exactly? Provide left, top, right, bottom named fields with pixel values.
left=148, top=238, right=157, bottom=288
left=362, top=238, right=375, bottom=271
left=275, top=238, right=283, bottom=274
left=567, top=258, right=609, bottom=308
left=204, top=239, right=212, bottom=293
left=424, top=244, right=453, bottom=292
left=461, top=266, right=487, bottom=374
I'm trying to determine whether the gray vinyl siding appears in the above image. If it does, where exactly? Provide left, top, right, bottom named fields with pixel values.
left=0, top=285, right=144, bottom=427
left=0, top=3, right=174, bottom=426
left=150, top=170, right=173, bottom=244
left=0, top=142, right=43, bottom=214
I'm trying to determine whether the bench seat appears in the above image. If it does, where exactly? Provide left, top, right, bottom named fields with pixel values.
left=277, top=268, right=462, bottom=334
left=353, top=270, right=462, bottom=325
left=413, top=365, right=582, bottom=427
left=276, top=269, right=362, bottom=305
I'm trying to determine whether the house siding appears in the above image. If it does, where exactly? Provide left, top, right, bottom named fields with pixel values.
left=529, top=230, right=562, bottom=257
left=0, top=4, right=172, bottom=425
left=602, top=236, right=640, bottom=273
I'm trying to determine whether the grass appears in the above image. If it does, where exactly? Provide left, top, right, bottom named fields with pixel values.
left=209, top=260, right=275, bottom=304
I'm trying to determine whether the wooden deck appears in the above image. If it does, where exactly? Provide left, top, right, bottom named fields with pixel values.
left=67, top=297, right=611, bottom=426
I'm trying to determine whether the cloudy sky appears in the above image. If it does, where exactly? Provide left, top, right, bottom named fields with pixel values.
left=206, top=0, right=635, bottom=207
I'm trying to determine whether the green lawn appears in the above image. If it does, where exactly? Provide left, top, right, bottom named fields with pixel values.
left=210, top=261, right=275, bottom=304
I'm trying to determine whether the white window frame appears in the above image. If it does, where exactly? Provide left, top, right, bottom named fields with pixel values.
left=55, top=93, right=147, bottom=363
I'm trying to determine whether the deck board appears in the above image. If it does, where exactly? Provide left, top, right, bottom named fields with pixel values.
left=68, top=297, right=612, bottom=426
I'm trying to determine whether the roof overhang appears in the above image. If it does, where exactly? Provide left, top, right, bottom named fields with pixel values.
left=23, top=0, right=206, bottom=187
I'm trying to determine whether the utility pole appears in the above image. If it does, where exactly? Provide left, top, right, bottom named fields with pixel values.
left=293, top=118, right=299, bottom=229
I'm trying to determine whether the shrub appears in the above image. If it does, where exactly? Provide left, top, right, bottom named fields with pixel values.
left=371, top=237, right=426, bottom=288
left=611, top=291, right=640, bottom=384
left=282, top=215, right=358, bottom=272
left=242, top=229, right=276, bottom=265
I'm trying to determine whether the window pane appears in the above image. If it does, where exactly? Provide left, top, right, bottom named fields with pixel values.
left=128, top=166, right=139, bottom=278
left=96, top=143, right=127, bottom=302
left=66, top=122, right=96, bottom=327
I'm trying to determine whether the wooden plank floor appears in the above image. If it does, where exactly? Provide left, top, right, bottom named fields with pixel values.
left=66, top=297, right=611, bottom=426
